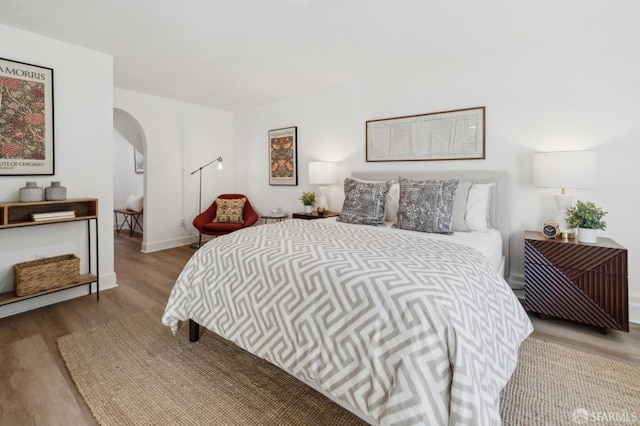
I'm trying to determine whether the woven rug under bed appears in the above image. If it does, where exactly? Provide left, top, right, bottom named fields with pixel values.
left=57, top=307, right=640, bottom=425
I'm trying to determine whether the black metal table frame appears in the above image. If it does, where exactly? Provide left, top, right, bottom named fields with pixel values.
left=114, top=209, right=143, bottom=237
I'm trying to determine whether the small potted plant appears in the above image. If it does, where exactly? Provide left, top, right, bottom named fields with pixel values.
left=299, top=192, right=316, bottom=213
left=565, top=200, right=607, bottom=244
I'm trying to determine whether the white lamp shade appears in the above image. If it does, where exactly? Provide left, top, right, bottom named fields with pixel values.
left=308, top=162, right=337, bottom=185
left=532, top=151, right=597, bottom=189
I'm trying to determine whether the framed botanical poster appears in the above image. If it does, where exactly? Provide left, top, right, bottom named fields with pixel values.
left=134, top=148, right=144, bottom=174
left=366, top=106, right=485, bottom=162
left=269, top=126, right=297, bottom=186
left=0, top=57, right=55, bottom=175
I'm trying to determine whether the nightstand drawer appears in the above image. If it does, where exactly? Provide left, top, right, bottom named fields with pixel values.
left=525, top=238, right=627, bottom=276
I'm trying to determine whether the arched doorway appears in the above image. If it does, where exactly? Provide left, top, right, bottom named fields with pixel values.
left=113, top=108, right=147, bottom=248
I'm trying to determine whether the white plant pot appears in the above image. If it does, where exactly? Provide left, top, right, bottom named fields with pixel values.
left=578, top=228, right=597, bottom=244
left=304, top=205, right=313, bottom=213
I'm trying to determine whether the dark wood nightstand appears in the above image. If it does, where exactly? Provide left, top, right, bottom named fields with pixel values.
left=292, top=211, right=340, bottom=220
left=524, top=230, right=628, bottom=332
left=260, top=213, right=288, bottom=224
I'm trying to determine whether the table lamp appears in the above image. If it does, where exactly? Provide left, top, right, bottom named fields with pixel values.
left=308, top=161, right=337, bottom=212
left=533, top=150, right=597, bottom=236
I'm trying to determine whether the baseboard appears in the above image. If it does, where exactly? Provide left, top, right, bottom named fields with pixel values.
left=142, top=235, right=197, bottom=253
left=630, top=296, right=640, bottom=325
left=508, top=273, right=525, bottom=291
left=509, top=273, right=639, bottom=325
left=0, top=272, right=117, bottom=319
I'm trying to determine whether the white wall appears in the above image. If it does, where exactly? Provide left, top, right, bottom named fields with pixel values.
left=113, top=89, right=235, bottom=252
left=0, top=24, right=115, bottom=317
left=113, top=129, right=144, bottom=211
left=235, top=25, right=640, bottom=321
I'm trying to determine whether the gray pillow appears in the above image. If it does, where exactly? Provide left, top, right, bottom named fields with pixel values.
left=338, top=178, right=391, bottom=226
left=395, top=178, right=459, bottom=233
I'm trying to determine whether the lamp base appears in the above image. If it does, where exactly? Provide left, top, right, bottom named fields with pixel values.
left=555, top=193, right=572, bottom=233
left=317, top=186, right=328, bottom=210
left=554, top=194, right=572, bottom=211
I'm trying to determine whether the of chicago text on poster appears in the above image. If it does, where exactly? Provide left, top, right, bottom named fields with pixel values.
left=0, top=57, right=54, bottom=175
left=269, top=126, right=297, bottom=186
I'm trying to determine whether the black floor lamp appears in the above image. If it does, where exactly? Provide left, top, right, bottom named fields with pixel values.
left=190, top=156, right=223, bottom=249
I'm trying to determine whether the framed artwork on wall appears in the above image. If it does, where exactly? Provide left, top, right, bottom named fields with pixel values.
left=366, top=106, right=485, bottom=162
left=0, top=57, right=55, bottom=175
left=269, top=126, right=297, bottom=186
left=134, top=148, right=144, bottom=174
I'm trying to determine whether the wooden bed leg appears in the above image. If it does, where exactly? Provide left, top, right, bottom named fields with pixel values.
left=189, top=319, right=200, bottom=342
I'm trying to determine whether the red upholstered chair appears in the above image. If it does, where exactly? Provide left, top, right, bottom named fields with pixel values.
left=192, top=194, right=258, bottom=247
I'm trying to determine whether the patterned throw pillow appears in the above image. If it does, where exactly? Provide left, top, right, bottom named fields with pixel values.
left=395, top=178, right=459, bottom=233
left=213, top=198, right=246, bottom=224
left=338, top=178, right=391, bottom=226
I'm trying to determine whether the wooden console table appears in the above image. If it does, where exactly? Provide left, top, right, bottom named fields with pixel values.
left=0, top=198, right=99, bottom=306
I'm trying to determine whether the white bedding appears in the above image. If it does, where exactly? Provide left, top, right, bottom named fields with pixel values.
left=163, top=219, right=532, bottom=425
left=329, top=216, right=503, bottom=271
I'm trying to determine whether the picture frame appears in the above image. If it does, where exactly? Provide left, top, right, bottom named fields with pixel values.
left=366, top=106, right=485, bottom=162
left=269, top=126, right=297, bottom=186
left=134, top=148, right=144, bottom=174
left=0, top=57, right=55, bottom=175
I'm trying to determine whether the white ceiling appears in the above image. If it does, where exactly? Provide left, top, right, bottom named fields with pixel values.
left=0, top=0, right=636, bottom=111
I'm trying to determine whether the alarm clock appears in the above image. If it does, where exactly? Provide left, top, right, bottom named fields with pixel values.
left=542, top=220, right=560, bottom=239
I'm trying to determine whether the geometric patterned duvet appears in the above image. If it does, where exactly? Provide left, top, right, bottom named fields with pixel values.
left=162, top=219, right=533, bottom=425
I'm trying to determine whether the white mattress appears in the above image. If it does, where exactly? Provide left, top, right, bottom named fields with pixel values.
left=322, top=217, right=504, bottom=270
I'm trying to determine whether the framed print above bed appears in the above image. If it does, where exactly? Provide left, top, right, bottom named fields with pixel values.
left=0, top=57, right=55, bottom=175
left=366, top=106, right=485, bottom=162
left=269, top=126, right=297, bottom=186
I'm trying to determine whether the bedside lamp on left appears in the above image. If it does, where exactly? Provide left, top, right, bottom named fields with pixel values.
left=308, top=161, right=337, bottom=212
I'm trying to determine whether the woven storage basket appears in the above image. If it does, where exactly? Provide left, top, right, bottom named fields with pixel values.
left=14, top=254, right=80, bottom=297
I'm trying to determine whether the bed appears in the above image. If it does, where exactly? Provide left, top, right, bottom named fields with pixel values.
left=162, top=171, right=533, bottom=425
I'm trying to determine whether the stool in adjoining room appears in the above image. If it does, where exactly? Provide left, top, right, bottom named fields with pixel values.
left=114, top=209, right=143, bottom=237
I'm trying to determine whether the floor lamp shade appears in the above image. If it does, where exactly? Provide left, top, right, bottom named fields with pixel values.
left=308, top=162, right=337, bottom=210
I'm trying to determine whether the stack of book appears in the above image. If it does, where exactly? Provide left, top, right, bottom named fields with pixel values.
left=31, top=211, right=76, bottom=222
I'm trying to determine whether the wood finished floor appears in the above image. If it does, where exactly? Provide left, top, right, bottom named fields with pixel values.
left=0, top=232, right=639, bottom=425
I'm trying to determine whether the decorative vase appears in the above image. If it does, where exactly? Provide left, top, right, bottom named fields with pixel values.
left=577, top=228, right=597, bottom=244
left=19, top=182, right=44, bottom=202
left=45, top=181, right=67, bottom=201
left=304, top=205, right=313, bottom=213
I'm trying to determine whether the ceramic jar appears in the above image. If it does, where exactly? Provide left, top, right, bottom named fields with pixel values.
left=19, top=182, right=44, bottom=202
left=45, top=181, right=67, bottom=201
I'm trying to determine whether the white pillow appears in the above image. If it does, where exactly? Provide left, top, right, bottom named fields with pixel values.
left=384, top=183, right=400, bottom=223
left=126, top=193, right=144, bottom=212
left=465, top=183, right=493, bottom=231
left=451, top=180, right=472, bottom=232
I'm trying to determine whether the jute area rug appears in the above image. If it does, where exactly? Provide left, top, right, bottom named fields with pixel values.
left=58, top=307, right=640, bottom=426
